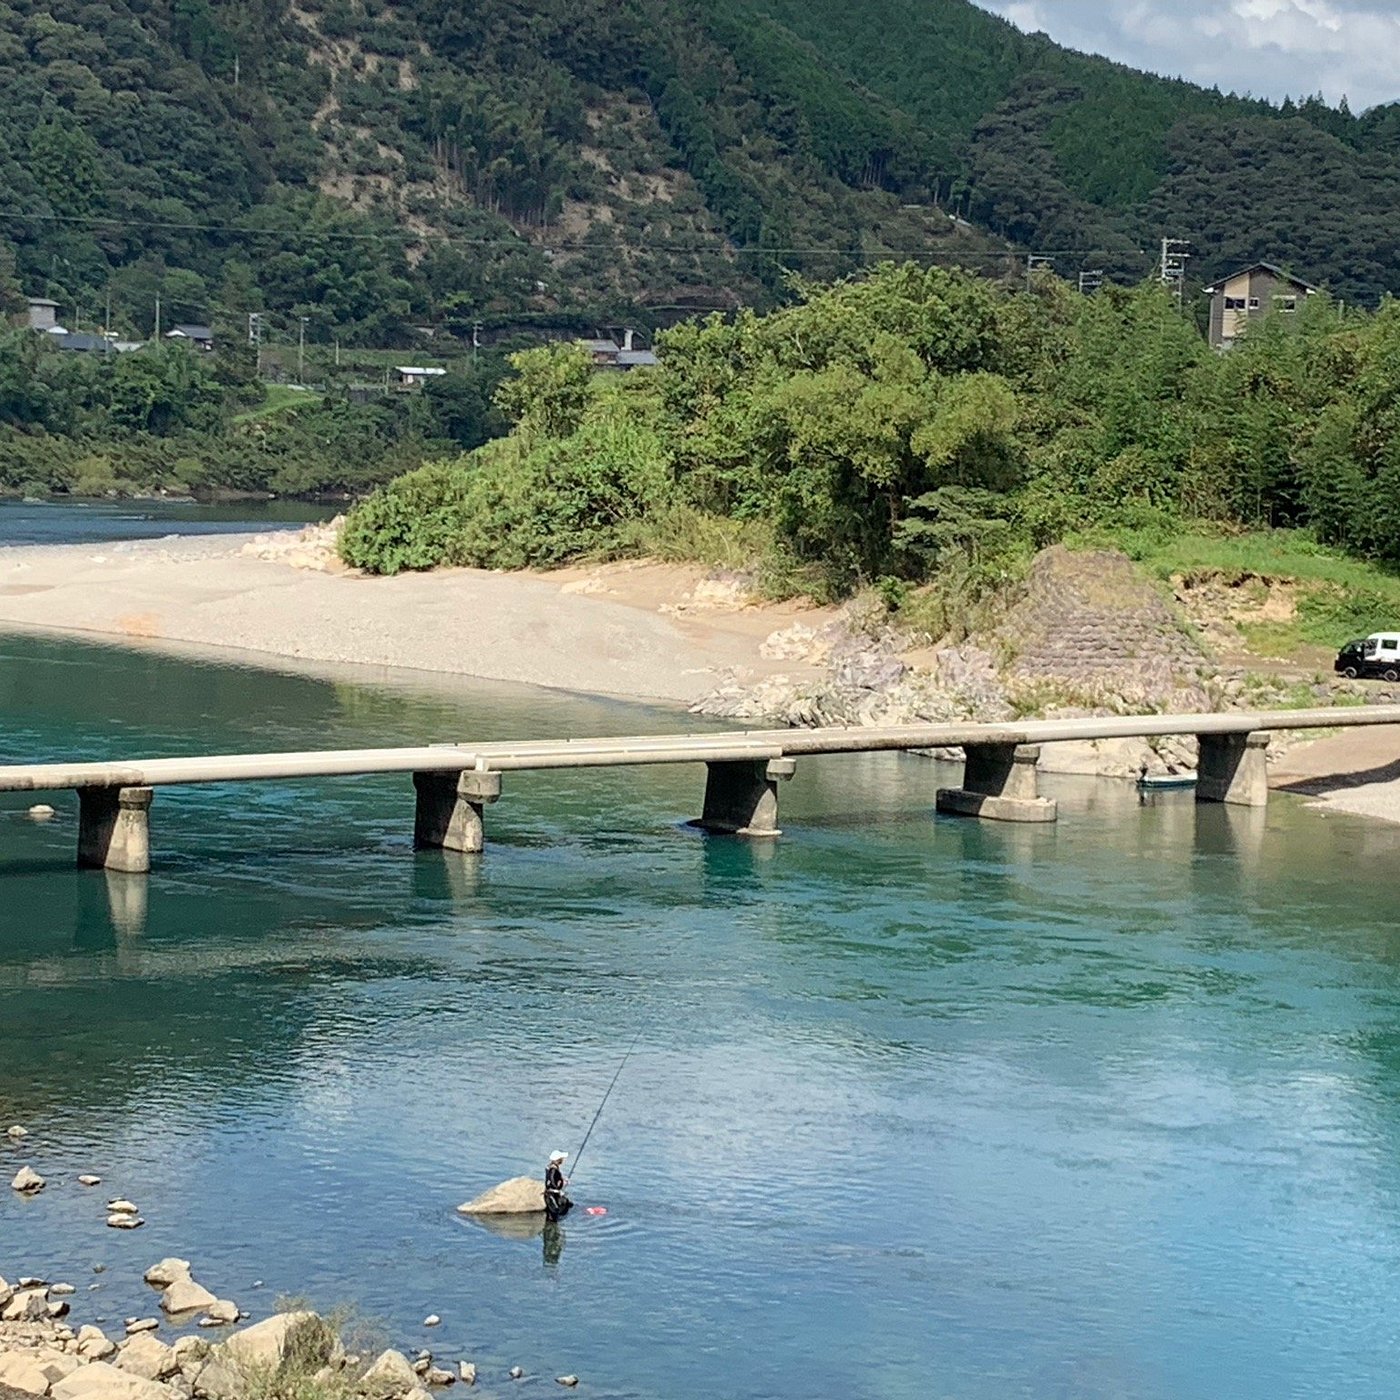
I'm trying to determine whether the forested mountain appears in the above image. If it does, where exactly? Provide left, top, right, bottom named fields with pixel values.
left=1, top=0, right=1398, bottom=350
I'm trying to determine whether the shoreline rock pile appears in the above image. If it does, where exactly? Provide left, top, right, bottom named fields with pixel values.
left=692, top=546, right=1385, bottom=778
left=0, top=1273, right=505, bottom=1400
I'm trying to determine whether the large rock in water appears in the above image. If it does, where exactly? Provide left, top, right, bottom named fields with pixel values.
left=455, top=1177, right=544, bottom=1215
left=161, top=1278, right=218, bottom=1314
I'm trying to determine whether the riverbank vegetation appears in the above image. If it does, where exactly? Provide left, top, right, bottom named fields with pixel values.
left=340, top=263, right=1400, bottom=644
left=0, top=333, right=507, bottom=498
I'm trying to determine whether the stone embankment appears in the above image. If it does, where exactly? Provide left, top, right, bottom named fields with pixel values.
left=693, top=545, right=1391, bottom=778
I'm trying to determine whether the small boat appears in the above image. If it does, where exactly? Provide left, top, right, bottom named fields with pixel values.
left=1136, top=770, right=1197, bottom=791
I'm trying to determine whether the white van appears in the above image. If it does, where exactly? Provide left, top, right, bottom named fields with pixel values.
left=1335, top=633, right=1400, bottom=680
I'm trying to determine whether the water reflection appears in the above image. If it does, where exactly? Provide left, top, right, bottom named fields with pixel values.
left=10, top=636, right=1400, bottom=1397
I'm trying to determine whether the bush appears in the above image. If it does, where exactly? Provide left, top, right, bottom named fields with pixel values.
left=338, top=462, right=476, bottom=574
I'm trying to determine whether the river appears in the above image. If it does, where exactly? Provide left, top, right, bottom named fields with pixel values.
left=4, top=512, right=1400, bottom=1398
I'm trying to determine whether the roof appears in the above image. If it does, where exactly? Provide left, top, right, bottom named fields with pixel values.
left=26, top=297, right=59, bottom=307
left=167, top=324, right=214, bottom=339
left=617, top=349, right=659, bottom=367
left=582, top=338, right=620, bottom=353
left=1204, top=262, right=1320, bottom=295
left=395, top=366, right=447, bottom=376
left=53, top=332, right=115, bottom=353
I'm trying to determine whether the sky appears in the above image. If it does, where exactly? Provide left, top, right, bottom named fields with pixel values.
left=974, top=0, right=1400, bottom=112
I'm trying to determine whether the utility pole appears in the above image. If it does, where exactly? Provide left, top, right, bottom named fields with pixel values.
left=1078, top=269, right=1104, bottom=296
left=472, top=320, right=481, bottom=366
left=154, top=294, right=161, bottom=341
left=1026, top=253, right=1054, bottom=293
left=248, top=312, right=263, bottom=379
left=1159, top=238, right=1191, bottom=307
left=298, top=316, right=308, bottom=384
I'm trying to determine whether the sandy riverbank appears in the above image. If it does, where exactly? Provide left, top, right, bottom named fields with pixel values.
left=7, top=530, right=1400, bottom=821
left=1269, top=726, right=1400, bottom=825
left=0, top=534, right=832, bottom=706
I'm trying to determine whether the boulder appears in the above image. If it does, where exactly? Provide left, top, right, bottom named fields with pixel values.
left=6, top=1125, right=28, bottom=1139
left=3, top=1288, right=51, bottom=1322
left=0, top=1276, right=11, bottom=1308
left=170, top=1338, right=209, bottom=1373
left=117, top=1333, right=178, bottom=1382
left=221, top=1312, right=329, bottom=1372
left=49, top=1300, right=72, bottom=1319
left=424, top=1368, right=455, bottom=1387
left=422, top=1316, right=440, bottom=1329
left=11, top=1165, right=46, bottom=1193
left=202, top=1302, right=238, bottom=1327
left=457, top=1364, right=475, bottom=1388
left=188, top=1355, right=242, bottom=1400
left=455, top=1177, right=545, bottom=1216
left=55, top=1362, right=170, bottom=1400
left=143, top=1261, right=191, bottom=1289
left=160, top=1280, right=217, bottom=1316
left=107, top=1216, right=144, bottom=1231
left=358, top=1349, right=419, bottom=1400
left=124, top=1322, right=159, bottom=1337
left=51, top=1284, right=76, bottom=1298
left=555, top=1378, right=579, bottom=1389
left=0, top=1352, right=52, bottom=1396
left=77, top=1327, right=117, bottom=1363
left=78, top=1176, right=102, bottom=1188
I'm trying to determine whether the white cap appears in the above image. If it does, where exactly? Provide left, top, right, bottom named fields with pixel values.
left=549, top=1151, right=567, bottom=1164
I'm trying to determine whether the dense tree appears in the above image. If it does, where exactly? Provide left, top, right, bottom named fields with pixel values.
left=341, top=264, right=1400, bottom=599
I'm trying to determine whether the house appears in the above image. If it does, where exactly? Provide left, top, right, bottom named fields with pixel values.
left=165, top=324, right=215, bottom=351
left=53, top=332, right=116, bottom=354
left=581, top=337, right=622, bottom=366
left=580, top=329, right=658, bottom=370
left=395, top=366, right=448, bottom=389
left=25, top=297, right=59, bottom=332
left=1204, top=262, right=1318, bottom=350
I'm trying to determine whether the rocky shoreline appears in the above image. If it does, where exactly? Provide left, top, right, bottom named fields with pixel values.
left=692, top=547, right=1400, bottom=780
left=4, top=1131, right=579, bottom=1399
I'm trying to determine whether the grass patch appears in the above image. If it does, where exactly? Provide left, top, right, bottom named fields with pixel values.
left=1068, top=523, right=1400, bottom=658
left=233, top=385, right=317, bottom=423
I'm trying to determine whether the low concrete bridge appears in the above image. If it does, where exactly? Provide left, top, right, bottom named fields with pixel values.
left=2, top=707, right=1399, bottom=873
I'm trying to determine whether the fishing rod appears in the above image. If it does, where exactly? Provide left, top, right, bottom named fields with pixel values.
left=569, top=1023, right=644, bottom=1182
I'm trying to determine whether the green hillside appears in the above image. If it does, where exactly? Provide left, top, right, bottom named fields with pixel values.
left=1, top=0, right=1397, bottom=349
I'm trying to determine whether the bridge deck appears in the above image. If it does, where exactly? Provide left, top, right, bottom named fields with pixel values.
left=2, top=706, right=1398, bottom=793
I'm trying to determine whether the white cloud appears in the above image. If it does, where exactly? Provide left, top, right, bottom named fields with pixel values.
left=975, top=0, right=1400, bottom=110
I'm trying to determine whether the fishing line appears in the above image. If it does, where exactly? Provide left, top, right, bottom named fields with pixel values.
left=570, top=1022, right=645, bottom=1183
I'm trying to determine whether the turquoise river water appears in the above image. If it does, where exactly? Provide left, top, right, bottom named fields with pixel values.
left=5, top=515, right=1400, bottom=1398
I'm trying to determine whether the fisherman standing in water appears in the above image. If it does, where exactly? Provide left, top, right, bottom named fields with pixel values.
left=544, top=1150, right=572, bottom=1221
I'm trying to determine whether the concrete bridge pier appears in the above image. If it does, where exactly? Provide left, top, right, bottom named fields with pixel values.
left=77, top=785, right=153, bottom=873
left=1196, top=731, right=1269, bottom=806
left=414, top=769, right=502, bottom=853
left=936, top=743, right=1058, bottom=823
left=698, top=758, right=796, bottom=836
